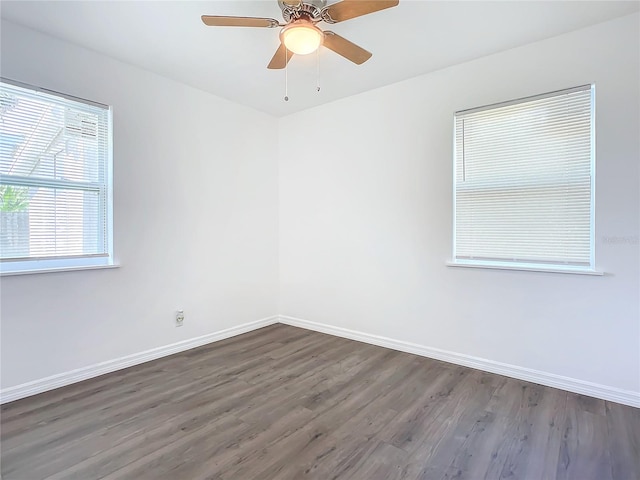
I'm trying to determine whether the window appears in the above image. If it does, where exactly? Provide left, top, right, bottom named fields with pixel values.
left=0, top=79, right=113, bottom=274
left=453, top=85, right=595, bottom=273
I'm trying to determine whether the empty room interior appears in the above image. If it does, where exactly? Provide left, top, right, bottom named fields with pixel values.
left=0, top=0, right=639, bottom=479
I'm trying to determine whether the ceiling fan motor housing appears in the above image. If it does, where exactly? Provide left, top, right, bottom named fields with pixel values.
left=278, top=0, right=327, bottom=23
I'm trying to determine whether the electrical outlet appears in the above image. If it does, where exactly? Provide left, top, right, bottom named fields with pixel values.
left=176, top=310, right=184, bottom=327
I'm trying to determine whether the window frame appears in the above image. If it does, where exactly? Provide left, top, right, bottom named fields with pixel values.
left=0, top=78, right=115, bottom=276
left=450, top=85, right=600, bottom=275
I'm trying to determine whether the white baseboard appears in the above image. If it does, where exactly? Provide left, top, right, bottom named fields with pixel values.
left=0, top=316, right=278, bottom=404
left=4, top=314, right=638, bottom=408
left=279, top=315, right=640, bottom=408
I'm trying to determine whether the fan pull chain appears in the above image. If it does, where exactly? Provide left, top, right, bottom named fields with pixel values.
left=284, top=48, right=289, bottom=102
left=316, top=48, right=321, bottom=92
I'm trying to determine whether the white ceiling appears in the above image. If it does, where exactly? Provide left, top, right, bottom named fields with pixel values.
left=1, top=1, right=638, bottom=117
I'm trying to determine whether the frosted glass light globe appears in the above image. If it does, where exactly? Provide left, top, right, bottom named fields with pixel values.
left=281, top=23, right=323, bottom=55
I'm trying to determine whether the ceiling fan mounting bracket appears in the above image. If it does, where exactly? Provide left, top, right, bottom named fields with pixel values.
left=278, top=0, right=327, bottom=23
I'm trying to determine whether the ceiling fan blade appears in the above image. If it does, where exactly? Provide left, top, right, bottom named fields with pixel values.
left=323, top=0, right=399, bottom=23
left=281, top=0, right=302, bottom=5
left=267, top=43, right=293, bottom=69
left=201, top=15, right=280, bottom=28
left=322, top=31, right=372, bottom=65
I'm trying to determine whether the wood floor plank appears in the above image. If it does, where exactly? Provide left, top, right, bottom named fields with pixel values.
left=1, top=324, right=638, bottom=480
left=556, top=395, right=613, bottom=480
left=4, top=377, right=257, bottom=478
left=480, top=383, right=565, bottom=480
left=343, top=441, right=408, bottom=480
left=388, top=369, right=496, bottom=458
left=606, top=400, right=640, bottom=479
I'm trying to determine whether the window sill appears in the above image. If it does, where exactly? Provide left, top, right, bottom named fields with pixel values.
left=0, top=263, right=120, bottom=277
left=446, top=261, right=604, bottom=276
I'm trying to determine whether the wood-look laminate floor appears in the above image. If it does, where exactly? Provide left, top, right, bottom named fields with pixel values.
left=1, top=324, right=639, bottom=480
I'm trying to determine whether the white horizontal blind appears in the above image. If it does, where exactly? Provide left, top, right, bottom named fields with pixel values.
left=0, top=80, right=110, bottom=262
left=454, top=85, right=594, bottom=268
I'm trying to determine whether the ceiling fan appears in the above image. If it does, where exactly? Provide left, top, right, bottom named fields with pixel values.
left=201, top=0, right=399, bottom=69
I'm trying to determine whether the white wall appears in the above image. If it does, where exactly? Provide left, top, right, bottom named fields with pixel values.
left=0, top=21, right=279, bottom=390
left=279, top=14, right=640, bottom=394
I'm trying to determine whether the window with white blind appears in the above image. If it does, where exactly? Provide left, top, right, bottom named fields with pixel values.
left=0, top=79, right=113, bottom=274
left=452, top=85, right=595, bottom=273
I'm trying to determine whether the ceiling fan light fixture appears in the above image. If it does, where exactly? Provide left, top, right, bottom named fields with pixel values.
left=281, top=21, right=323, bottom=55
